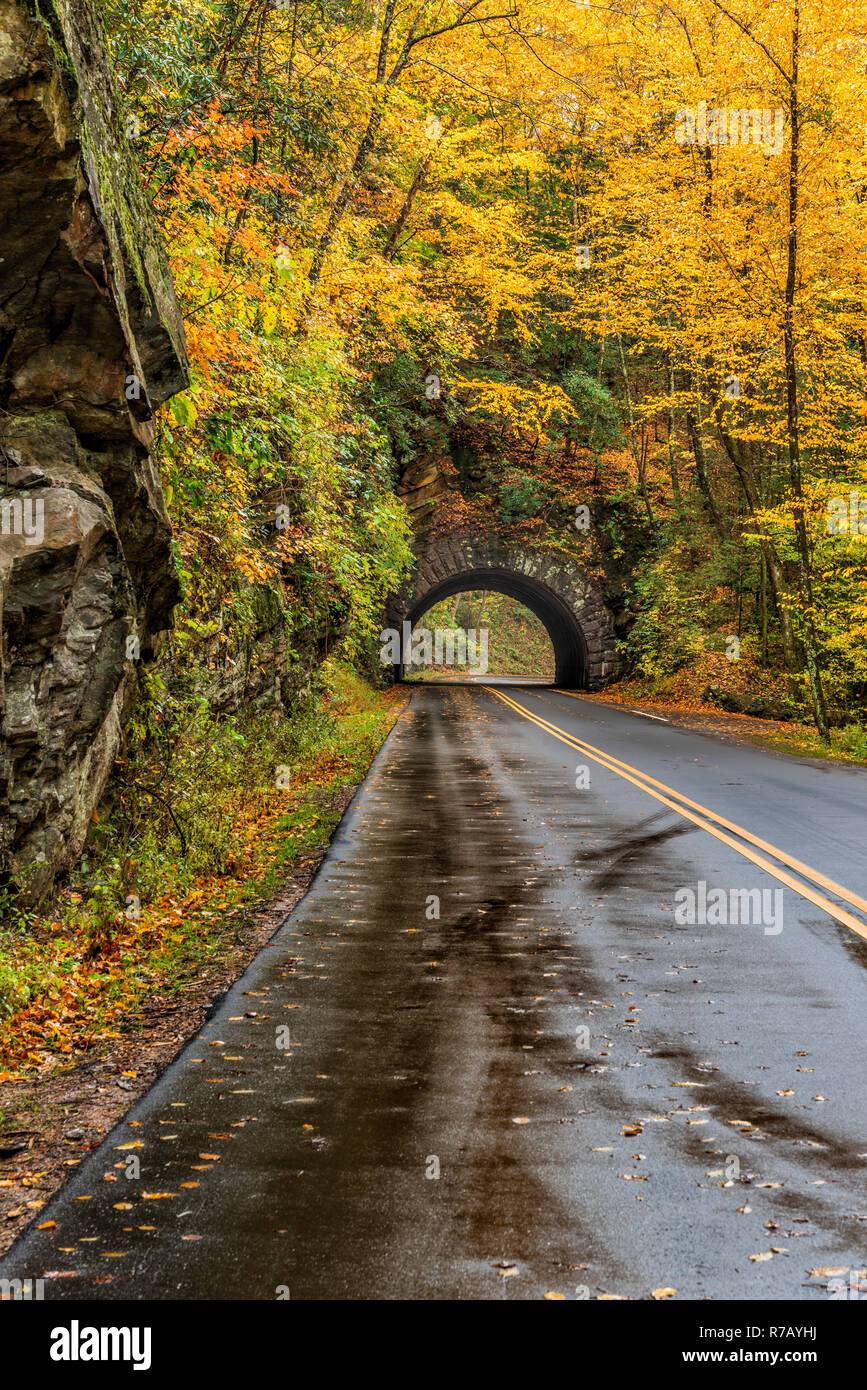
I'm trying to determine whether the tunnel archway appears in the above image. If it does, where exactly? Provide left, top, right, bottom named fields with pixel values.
left=405, top=568, right=584, bottom=685
left=384, top=532, right=617, bottom=690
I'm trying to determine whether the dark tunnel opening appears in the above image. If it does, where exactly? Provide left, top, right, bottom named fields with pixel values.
left=396, top=567, right=588, bottom=687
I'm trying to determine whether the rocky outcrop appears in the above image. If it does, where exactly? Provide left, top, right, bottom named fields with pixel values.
left=0, top=0, right=188, bottom=903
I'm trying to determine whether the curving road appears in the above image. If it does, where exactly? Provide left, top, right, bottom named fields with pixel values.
left=4, top=683, right=867, bottom=1300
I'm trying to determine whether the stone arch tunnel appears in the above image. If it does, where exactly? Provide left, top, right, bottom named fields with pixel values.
left=384, top=532, right=618, bottom=688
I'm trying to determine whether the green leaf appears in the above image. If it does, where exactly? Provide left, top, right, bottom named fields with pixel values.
left=170, top=395, right=198, bottom=428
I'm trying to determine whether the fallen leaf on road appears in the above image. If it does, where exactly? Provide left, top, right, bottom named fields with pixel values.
left=544, top=1291, right=565, bottom=1300
left=749, top=1252, right=774, bottom=1262
left=652, top=1287, right=676, bottom=1299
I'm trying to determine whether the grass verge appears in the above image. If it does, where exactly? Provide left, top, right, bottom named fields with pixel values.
left=0, top=661, right=406, bottom=1081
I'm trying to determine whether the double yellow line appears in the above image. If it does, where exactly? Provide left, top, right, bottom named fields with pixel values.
left=485, top=685, right=867, bottom=942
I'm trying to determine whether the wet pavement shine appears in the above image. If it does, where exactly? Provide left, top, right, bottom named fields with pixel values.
left=4, top=683, right=867, bottom=1300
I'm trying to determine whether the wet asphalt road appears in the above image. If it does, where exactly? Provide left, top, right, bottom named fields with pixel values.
left=4, top=683, right=867, bottom=1301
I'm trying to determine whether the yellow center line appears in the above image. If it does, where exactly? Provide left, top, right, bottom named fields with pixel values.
left=543, top=688, right=867, bottom=918
left=484, top=684, right=867, bottom=943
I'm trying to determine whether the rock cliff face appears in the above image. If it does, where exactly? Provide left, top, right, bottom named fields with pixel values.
left=0, top=0, right=188, bottom=903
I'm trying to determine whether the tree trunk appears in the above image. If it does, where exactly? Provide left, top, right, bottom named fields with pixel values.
left=685, top=405, right=725, bottom=539
left=617, top=335, right=654, bottom=524
left=783, top=5, right=829, bottom=737
left=667, top=359, right=682, bottom=510
left=716, top=428, right=799, bottom=673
